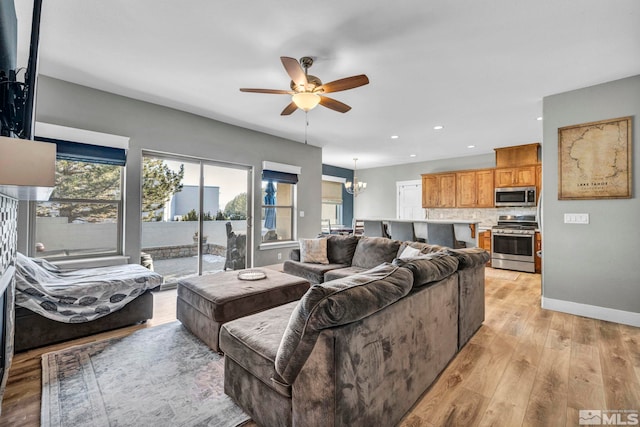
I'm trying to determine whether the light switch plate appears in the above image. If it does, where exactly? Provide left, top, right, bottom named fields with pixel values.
left=564, top=213, right=589, bottom=224
left=299, top=211, right=305, bottom=217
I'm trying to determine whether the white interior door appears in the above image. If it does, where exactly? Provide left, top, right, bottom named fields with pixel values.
left=396, top=180, right=425, bottom=219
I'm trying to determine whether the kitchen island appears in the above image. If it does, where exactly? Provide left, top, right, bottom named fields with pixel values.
left=358, top=218, right=482, bottom=248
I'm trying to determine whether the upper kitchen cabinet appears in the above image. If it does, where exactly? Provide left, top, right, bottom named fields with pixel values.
left=494, top=143, right=540, bottom=188
left=422, top=173, right=456, bottom=208
left=456, top=169, right=494, bottom=208
left=494, top=165, right=537, bottom=188
left=494, top=143, right=540, bottom=168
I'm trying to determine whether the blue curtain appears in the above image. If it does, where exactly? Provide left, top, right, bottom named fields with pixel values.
left=264, top=180, right=277, bottom=230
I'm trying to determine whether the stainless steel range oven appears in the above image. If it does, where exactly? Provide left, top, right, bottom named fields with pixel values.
left=491, top=215, right=537, bottom=273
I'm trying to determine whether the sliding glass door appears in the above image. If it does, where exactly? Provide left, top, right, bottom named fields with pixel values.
left=141, top=153, right=250, bottom=285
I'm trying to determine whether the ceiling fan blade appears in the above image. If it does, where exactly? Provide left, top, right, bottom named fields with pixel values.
left=281, top=56, right=307, bottom=87
left=319, top=96, right=352, bottom=113
left=319, top=75, right=369, bottom=93
left=281, top=101, right=298, bottom=116
left=239, top=88, right=292, bottom=94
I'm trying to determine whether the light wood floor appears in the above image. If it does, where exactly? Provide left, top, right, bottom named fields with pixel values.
left=1, top=269, right=639, bottom=426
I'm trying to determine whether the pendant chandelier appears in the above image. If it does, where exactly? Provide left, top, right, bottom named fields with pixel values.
left=345, top=158, right=367, bottom=197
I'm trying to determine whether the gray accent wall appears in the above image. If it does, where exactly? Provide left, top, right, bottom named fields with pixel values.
left=20, top=76, right=322, bottom=267
left=354, top=153, right=495, bottom=219
left=542, top=75, right=640, bottom=320
left=322, top=164, right=354, bottom=227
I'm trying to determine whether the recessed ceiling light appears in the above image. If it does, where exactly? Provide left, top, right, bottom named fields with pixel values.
left=433, top=125, right=444, bottom=130
left=391, top=135, right=399, bottom=139
left=467, top=145, right=476, bottom=149
left=409, top=154, right=417, bottom=157
left=536, top=116, right=543, bottom=121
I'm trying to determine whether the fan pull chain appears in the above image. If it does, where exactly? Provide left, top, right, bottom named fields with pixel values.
left=304, top=112, right=309, bottom=144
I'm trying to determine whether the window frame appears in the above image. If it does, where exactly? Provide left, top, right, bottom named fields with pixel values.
left=260, top=179, right=297, bottom=245
left=29, top=162, right=125, bottom=260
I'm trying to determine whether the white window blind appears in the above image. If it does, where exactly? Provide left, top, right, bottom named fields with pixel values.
left=322, top=180, right=343, bottom=204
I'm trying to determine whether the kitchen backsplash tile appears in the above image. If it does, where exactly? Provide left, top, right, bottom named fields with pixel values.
left=425, top=207, right=536, bottom=227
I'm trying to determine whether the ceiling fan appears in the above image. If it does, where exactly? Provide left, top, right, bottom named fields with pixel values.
left=240, top=56, right=369, bottom=115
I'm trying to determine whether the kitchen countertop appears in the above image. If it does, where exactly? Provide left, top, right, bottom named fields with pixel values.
left=360, top=218, right=482, bottom=224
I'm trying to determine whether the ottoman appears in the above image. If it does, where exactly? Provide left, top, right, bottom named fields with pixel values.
left=177, top=269, right=310, bottom=352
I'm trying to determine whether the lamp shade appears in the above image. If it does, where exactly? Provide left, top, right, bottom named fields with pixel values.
left=292, top=92, right=321, bottom=112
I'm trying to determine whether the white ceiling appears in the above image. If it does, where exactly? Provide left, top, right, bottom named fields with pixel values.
left=14, top=0, right=640, bottom=170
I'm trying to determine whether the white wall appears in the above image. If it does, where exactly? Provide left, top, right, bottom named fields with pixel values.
left=19, top=76, right=322, bottom=267
left=542, top=74, right=640, bottom=326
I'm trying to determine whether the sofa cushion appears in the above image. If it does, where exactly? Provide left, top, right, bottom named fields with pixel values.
left=326, top=234, right=360, bottom=264
left=323, top=266, right=368, bottom=282
left=445, top=248, right=490, bottom=269
left=392, top=252, right=459, bottom=288
left=351, top=237, right=402, bottom=269
left=220, top=301, right=299, bottom=397
left=282, top=260, right=348, bottom=284
left=275, top=263, right=413, bottom=384
left=299, top=238, right=329, bottom=264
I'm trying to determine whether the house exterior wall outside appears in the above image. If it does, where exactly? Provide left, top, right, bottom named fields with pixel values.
left=542, top=74, right=640, bottom=319
left=169, top=185, right=220, bottom=219
left=19, top=76, right=322, bottom=267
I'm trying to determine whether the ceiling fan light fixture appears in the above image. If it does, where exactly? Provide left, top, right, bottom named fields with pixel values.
left=292, top=92, right=321, bottom=112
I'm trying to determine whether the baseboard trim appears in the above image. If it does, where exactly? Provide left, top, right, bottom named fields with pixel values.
left=542, top=296, right=640, bottom=327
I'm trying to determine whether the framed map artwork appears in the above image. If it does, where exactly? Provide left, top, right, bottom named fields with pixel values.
left=558, top=116, right=632, bottom=200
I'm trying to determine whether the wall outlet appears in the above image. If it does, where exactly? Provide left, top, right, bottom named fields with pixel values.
left=277, top=252, right=282, bottom=260
left=299, top=211, right=305, bottom=217
left=564, top=213, right=589, bottom=224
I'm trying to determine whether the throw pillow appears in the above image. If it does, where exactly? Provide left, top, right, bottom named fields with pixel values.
left=398, top=245, right=421, bottom=259
left=299, top=238, right=329, bottom=264
left=326, top=234, right=360, bottom=264
left=351, top=237, right=402, bottom=269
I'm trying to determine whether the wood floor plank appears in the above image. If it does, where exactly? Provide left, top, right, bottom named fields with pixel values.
left=596, top=320, right=639, bottom=383
left=463, top=333, right=518, bottom=398
left=429, top=386, right=489, bottom=427
left=477, top=340, right=540, bottom=427
left=522, top=346, right=571, bottom=427
left=411, top=341, right=486, bottom=420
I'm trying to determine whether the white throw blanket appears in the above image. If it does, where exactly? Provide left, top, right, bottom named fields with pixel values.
left=14, top=253, right=163, bottom=323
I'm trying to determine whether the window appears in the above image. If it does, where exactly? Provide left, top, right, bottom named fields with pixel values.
left=31, top=159, right=123, bottom=259
left=261, top=163, right=299, bottom=244
left=261, top=180, right=295, bottom=243
left=321, top=180, right=343, bottom=226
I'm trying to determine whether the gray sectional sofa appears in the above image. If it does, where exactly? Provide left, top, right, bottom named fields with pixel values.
left=219, top=235, right=489, bottom=426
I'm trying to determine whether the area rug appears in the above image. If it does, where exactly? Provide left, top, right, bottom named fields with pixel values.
left=41, top=321, right=251, bottom=427
left=485, top=268, right=520, bottom=281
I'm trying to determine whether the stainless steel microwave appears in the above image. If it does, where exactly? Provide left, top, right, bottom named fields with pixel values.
left=494, top=186, right=537, bottom=207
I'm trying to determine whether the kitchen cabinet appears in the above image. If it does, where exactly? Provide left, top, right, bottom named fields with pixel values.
left=456, top=169, right=494, bottom=208
left=479, top=230, right=492, bottom=267
left=535, top=231, right=541, bottom=273
left=421, top=173, right=456, bottom=208
left=494, top=165, right=537, bottom=188
left=536, top=164, right=542, bottom=196
left=494, top=143, right=540, bottom=168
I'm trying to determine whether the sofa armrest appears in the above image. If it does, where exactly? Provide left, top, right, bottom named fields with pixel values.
left=445, top=248, right=490, bottom=269
left=290, top=249, right=301, bottom=261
